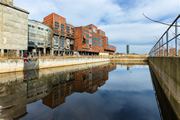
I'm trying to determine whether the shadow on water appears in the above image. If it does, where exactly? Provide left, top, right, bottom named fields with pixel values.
left=149, top=67, right=179, bottom=120
left=0, top=62, right=116, bottom=120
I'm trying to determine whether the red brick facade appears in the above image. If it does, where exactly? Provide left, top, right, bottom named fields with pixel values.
left=74, top=24, right=116, bottom=54
left=43, top=13, right=116, bottom=54
left=43, top=13, right=67, bottom=36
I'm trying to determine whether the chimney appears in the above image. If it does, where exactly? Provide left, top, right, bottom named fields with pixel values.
left=0, top=0, right=13, bottom=5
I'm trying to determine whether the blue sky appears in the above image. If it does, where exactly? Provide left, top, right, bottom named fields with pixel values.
left=14, top=0, right=180, bottom=54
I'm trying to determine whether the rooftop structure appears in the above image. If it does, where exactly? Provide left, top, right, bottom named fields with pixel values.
left=0, top=0, right=13, bottom=5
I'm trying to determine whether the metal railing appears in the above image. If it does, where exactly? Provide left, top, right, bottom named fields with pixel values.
left=149, top=15, right=180, bottom=57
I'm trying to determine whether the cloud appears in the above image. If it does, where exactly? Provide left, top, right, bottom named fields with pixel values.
left=13, top=0, right=180, bottom=53
left=100, top=23, right=167, bottom=44
left=102, top=66, right=153, bottom=91
left=14, top=0, right=59, bottom=21
left=54, top=0, right=124, bottom=26
left=22, top=90, right=160, bottom=120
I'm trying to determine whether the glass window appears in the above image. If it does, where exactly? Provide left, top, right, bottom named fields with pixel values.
left=61, top=24, right=64, bottom=28
left=54, top=22, right=59, bottom=30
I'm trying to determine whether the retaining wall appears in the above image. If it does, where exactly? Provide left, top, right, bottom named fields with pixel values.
left=149, top=57, right=180, bottom=119
left=0, top=57, right=110, bottom=73
left=111, top=56, right=148, bottom=64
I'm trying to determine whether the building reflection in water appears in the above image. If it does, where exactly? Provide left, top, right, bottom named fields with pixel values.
left=0, top=63, right=116, bottom=119
left=0, top=77, right=27, bottom=120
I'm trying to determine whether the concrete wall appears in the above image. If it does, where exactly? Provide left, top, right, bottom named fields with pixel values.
left=0, top=0, right=13, bottom=5
left=0, top=2, right=28, bottom=50
left=149, top=57, right=180, bottom=119
left=111, top=55, right=148, bottom=64
left=0, top=59, right=24, bottom=73
left=0, top=57, right=110, bottom=73
left=38, top=57, right=109, bottom=69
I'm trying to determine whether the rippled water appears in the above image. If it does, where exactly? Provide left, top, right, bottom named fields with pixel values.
left=0, top=63, right=162, bottom=120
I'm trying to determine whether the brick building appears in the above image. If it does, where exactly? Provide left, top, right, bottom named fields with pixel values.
left=43, top=13, right=74, bottom=55
left=74, top=24, right=116, bottom=55
left=43, top=13, right=116, bottom=55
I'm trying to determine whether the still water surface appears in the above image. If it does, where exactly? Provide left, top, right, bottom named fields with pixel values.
left=0, top=63, right=161, bottom=120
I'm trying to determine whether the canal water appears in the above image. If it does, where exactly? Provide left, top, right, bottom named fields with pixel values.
left=0, top=63, right=162, bottom=120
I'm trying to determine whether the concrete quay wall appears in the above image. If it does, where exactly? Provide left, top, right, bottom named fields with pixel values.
left=149, top=57, right=180, bottom=119
left=38, top=57, right=109, bottom=69
left=0, top=59, right=24, bottom=73
left=110, top=55, right=148, bottom=64
left=0, top=57, right=110, bottom=73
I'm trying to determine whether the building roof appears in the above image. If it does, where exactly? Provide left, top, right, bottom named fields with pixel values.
left=0, top=1, right=29, bottom=14
left=66, top=23, right=74, bottom=28
left=28, top=19, right=52, bottom=30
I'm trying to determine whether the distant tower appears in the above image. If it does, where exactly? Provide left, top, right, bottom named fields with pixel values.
left=0, top=0, right=13, bottom=5
left=126, top=45, right=130, bottom=54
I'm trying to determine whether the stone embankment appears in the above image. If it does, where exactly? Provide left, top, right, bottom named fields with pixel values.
left=149, top=57, right=180, bottom=119
left=0, top=57, right=110, bottom=73
left=110, top=55, right=148, bottom=64
left=0, top=55, right=148, bottom=74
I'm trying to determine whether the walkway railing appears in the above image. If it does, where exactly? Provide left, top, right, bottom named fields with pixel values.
left=149, top=15, right=180, bottom=57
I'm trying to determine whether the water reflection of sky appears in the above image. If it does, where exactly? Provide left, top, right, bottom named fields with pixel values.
left=21, top=65, right=161, bottom=120
left=102, top=65, right=154, bottom=91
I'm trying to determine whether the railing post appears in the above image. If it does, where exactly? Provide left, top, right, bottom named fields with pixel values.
left=166, top=32, right=169, bottom=56
left=159, top=41, right=160, bottom=56
left=175, top=21, right=178, bottom=56
left=162, top=37, right=164, bottom=56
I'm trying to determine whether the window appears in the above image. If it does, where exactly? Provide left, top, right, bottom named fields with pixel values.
left=61, top=24, right=64, bottom=28
left=66, top=26, right=70, bottom=30
left=86, top=34, right=89, bottom=38
left=82, top=38, right=86, bottom=44
left=28, top=25, right=35, bottom=28
left=61, top=24, right=65, bottom=31
left=54, top=22, right=59, bottom=30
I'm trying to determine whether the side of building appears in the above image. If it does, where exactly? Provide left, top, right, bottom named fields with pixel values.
left=28, top=20, right=52, bottom=56
left=0, top=0, right=29, bottom=57
left=74, top=24, right=116, bottom=55
left=43, top=13, right=75, bottom=55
